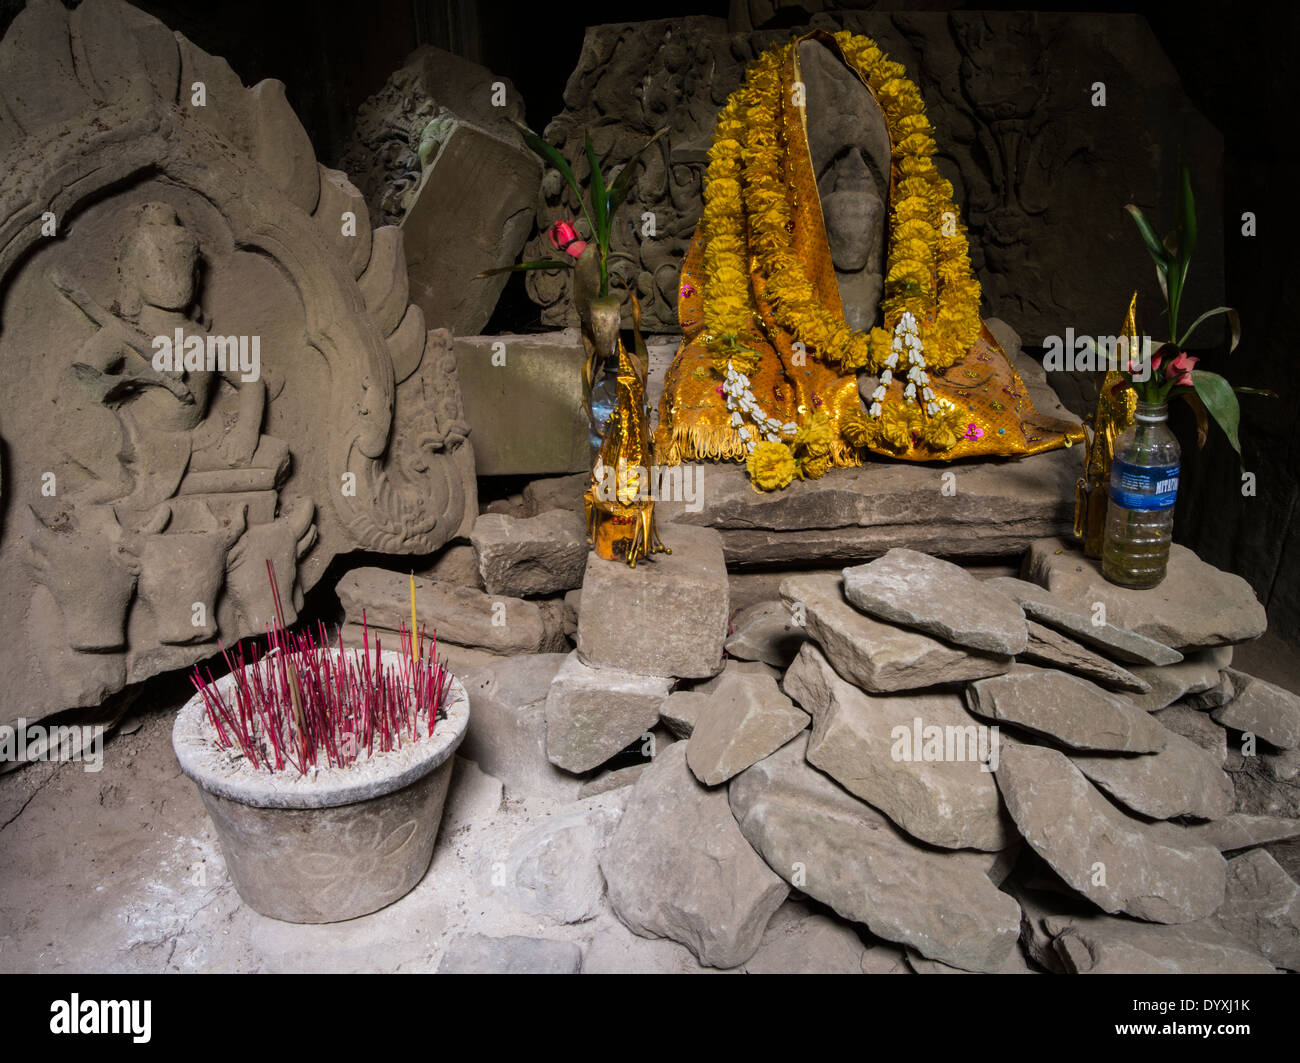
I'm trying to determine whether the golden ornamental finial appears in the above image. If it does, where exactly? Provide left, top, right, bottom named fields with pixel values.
left=1074, top=293, right=1140, bottom=556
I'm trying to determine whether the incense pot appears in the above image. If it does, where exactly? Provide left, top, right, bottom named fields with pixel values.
left=173, top=650, right=469, bottom=924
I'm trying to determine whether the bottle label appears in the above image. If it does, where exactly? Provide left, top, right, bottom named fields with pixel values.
left=1110, top=460, right=1180, bottom=511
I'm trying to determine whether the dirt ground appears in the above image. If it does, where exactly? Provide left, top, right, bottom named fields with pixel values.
left=0, top=684, right=713, bottom=974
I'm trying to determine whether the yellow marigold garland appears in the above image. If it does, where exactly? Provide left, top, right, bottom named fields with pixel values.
left=697, top=31, right=983, bottom=381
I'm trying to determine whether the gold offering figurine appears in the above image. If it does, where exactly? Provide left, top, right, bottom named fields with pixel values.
left=1074, top=293, right=1140, bottom=556
left=583, top=334, right=670, bottom=568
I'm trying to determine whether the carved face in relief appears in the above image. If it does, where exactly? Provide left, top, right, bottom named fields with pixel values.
left=800, top=40, right=892, bottom=333
left=121, top=203, right=199, bottom=314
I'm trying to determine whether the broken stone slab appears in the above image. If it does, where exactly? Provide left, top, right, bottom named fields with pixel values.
left=491, top=805, right=622, bottom=924
left=413, top=542, right=482, bottom=589
left=1184, top=670, right=1235, bottom=710
left=995, top=736, right=1226, bottom=923
left=742, top=905, right=867, bottom=975
left=545, top=652, right=673, bottom=774
left=577, top=523, right=729, bottom=680
left=454, top=332, right=590, bottom=476
left=842, top=549, right=1028, bottom=656
left=785, top=644, right=1011, bottom=851
left=723, top=601, right=805, bottom=668
left=1227, top=744, right=1300, bottom=818
left=658, top=690, right=713, bottom=740
left=456, top=653, right=585, bottom=802
left=967, top=667, right=1167, bottom=752
left=1154, top=703, right=1229, bottom=765
left=338, top=43, right=527, bottom=227
left=521, top=473, right=588, bottom=517
left=728, top=735, right=1021, bottom=972
left=1069, top=728, right=1234, bottom=821
left=1047, top=914, right=1275, bottom=974
left=654, top=443, right=1083, bottom=567
left=727, top=567, right=843, bottom=613
left=1214, top=849, right=1300, bottom=972
left=482, top=493, right=527, bottom=517
left=1174, top=814, right=1300, bottom=853
left=907, top=946, right=1037, bottom=974
left=437, top=933, right=581, bottom=974
left=860, top=943, right=913, bottom=974
left=1006, top=876, right=1271, bottom=974
left=1124, top=647, right=1235, bottom=712
left=1002, top=877, right=1088, bottom=974
left=577, top=764, right=647, bottom=799
left=1214, top=670, right=1300, bottom=750
left=1023, top=537, right=1267, bottom=650
left=689, top=659, right=781, bottom=694
left=1020, top=619, right=1152, bottom=693
left=579, top=913, right=722, bottom=974
left=337, top=567, right=567, bottom=655
left=470, top=509, right=588, bottom=598
left=986, top=576, right=1182, bottom=666
left=402, top=119, right=541, bottom=335
left=779, top=572, right=1011, bottom=693
left=685, top=672, right=809, bottom=786
left=600, top=742, right=789, bottom=969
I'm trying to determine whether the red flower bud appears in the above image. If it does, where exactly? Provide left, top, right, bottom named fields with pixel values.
left=548, top=219, right=579, bottom=251
left=1164, top=351, right=1198, bottom=382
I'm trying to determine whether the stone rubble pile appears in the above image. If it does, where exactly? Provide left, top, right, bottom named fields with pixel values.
left=342, top=506, right=1299, bottom=972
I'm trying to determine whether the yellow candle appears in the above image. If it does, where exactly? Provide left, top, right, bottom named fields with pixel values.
left=409, top=571, right=419, bottom=672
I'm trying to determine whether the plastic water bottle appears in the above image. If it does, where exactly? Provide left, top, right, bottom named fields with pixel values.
left=1101, top=401, right=1180, bottom=588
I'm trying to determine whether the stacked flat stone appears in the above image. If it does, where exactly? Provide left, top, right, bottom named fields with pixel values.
left=400, top=516, right=1300, bottom=973
left=706, top=543, right=1294, bottom=972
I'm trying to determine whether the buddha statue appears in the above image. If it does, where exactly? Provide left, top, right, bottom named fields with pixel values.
left=654, top=30, right=1084, bottom=491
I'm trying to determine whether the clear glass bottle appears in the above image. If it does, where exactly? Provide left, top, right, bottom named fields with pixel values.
left=588, top=352, right=621, bottom=453
left=1101, top=401, right=1180, bottom=588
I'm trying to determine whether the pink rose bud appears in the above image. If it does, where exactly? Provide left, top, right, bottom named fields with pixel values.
left=565, top=239, right=588, bottom=258
left=1165, top=351, right=1198, bottom=382
left=548, top=220, right=579, bottom=251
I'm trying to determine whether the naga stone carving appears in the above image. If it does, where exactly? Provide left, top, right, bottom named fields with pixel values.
left=0, top=0, right=476, bottom=731
left=337, top=45, right=526, bottom=229
left=338, top=45, right=540, bottom=336
left=525, top=12, right=1222, bottom=343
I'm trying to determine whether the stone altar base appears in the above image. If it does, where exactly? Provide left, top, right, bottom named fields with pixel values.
left=654, top=323, right=1083, bottom=567
left=656, top=449, right=1079, bottom=567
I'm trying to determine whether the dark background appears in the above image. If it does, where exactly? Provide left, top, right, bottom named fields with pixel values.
left=3, top=0, right=1296, bottom=643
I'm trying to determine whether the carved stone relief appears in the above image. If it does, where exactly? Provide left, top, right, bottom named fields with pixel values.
left=0, top=0, right=476, bottom=729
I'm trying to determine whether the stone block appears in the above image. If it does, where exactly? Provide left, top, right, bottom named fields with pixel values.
left=576, top=523, right=729, bottom=679
left=336, top=567, right=567, bottom=656
left=600, top=743, right=788, bottom=968
left=471, top=509, right=588, bottom=597
left=454, top=331, right=590, bottom=476
left=545, top=652, right=673, bottom=773
left=402, top=119, right=541, bottom=335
